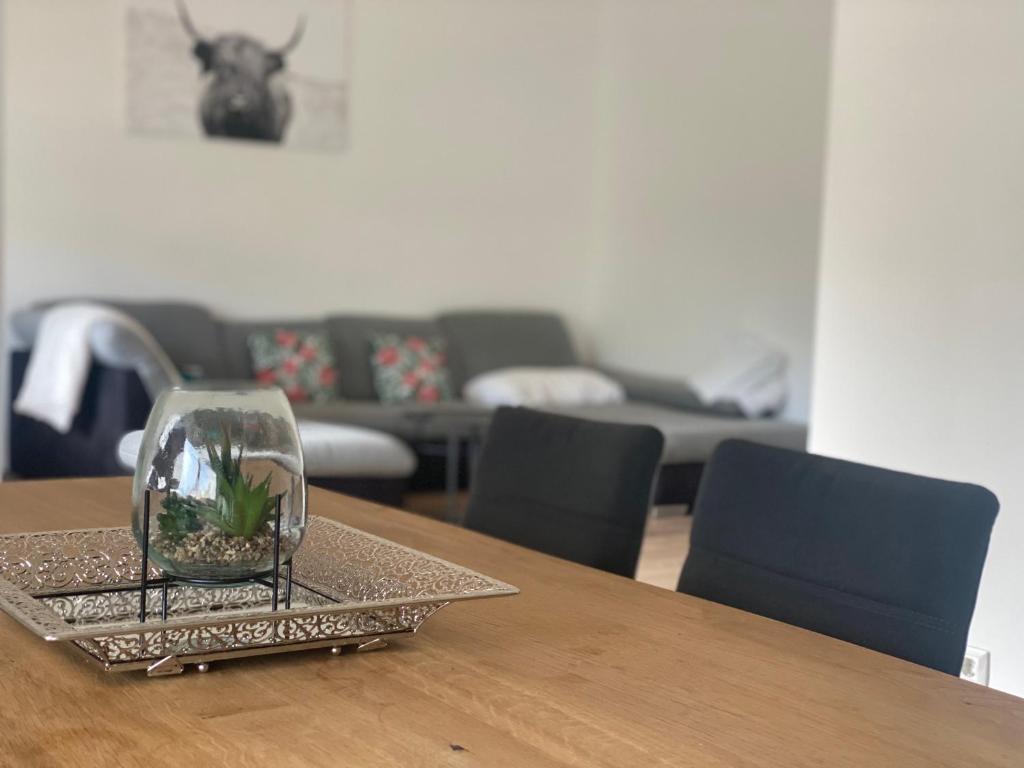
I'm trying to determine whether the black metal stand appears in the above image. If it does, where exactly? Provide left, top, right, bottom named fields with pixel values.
left=272, top=495, right=282, bottom=611
left=138, top=490, right=293, bottom=623
left=138, top=491, right=150, bottom=623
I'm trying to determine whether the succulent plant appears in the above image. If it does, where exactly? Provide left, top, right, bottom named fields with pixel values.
left=158, top=429, right=277, bottom=542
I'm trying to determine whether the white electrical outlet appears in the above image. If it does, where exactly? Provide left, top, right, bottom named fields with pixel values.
left=961, top=646, right=991, bottom=686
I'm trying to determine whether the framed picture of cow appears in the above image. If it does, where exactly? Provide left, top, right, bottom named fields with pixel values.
left=124, top=0, right=350, bottom=151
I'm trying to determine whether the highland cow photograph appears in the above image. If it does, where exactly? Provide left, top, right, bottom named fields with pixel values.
left=125, top=0, right=349, bottom=150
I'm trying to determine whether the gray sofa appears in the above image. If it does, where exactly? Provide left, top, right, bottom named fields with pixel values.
left=9, top=301, right=807, bottom=503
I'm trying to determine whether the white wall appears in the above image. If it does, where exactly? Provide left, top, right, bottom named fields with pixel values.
left=812, top=0, right=1024, bottom=696
left=2, top=0, right=600, bottom=323
left=588, top=0, right=833, bottom=420
left=2, top=1, right=832, bottom=421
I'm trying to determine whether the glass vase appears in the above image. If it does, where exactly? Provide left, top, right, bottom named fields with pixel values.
left=131, top=384, right=306, bottom=582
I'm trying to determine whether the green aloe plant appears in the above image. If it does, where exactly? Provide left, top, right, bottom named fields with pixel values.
left=158, top=429, right=277, bottom=541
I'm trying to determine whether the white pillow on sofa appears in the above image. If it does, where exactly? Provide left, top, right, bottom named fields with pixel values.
left=463, top=367, right=626, bottom=407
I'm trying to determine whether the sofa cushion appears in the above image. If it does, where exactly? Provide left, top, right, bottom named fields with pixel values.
left=297, top=421, right=417, bottom=478
left=326, top=315, right=443, bottom=400
left=369, top=333, right=453, bottom=404
left=247, top=329, right=338, bottom=402
left=437, top=311, right=579, bottom=392
left=220, top=320, right=329, bottom=380
left=540, top=402, right=808, bottom=464
left=294, top=398, right=806, bottom=467
left=290, top=400, right=491, bottom=441
left=119, top=421, right=417, bottom=479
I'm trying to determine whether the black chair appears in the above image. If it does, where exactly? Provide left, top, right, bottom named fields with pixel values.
left=464, top=407, right=664, bottom=577
left=677, top=439, right=998, bottom=674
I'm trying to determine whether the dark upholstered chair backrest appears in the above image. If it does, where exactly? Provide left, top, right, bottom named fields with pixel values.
left=678, top=440, right=998, bottom=674
left=464, top=407, right=664, bottom=577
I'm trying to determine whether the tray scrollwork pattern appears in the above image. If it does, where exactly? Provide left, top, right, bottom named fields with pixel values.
left=0, top=515, right=517, bottom=673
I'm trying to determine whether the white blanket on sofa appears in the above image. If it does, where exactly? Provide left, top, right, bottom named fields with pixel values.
left=687, top=335, right=789, bottom=417
left=13, top=303, right=181, bottom=433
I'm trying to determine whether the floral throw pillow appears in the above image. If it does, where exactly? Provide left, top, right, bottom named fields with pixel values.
left=247, top=329, right=339, bottom=403
left=370, top=333, right=453, bottom=404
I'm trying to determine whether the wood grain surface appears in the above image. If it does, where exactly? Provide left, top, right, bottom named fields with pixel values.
left=0, top=478, right=1020, bottom=767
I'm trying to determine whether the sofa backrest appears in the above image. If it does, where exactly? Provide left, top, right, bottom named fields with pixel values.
left=438, top=311, right=579, bottom=391
left=24, top=300, right=231, bottom=381
left=326, top=314, right=444, bottom=400
left=220, top=319, right=331, bottom=380
left=109, top=302, right=230, bottom=380
left=18, top=300, right=580, bottom=400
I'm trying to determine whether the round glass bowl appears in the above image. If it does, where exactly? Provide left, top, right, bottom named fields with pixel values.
left=131, top=384, right=306, bottom=583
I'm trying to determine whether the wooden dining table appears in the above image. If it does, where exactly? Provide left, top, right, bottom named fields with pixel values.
left=0, top=478, right=1021, bottom=767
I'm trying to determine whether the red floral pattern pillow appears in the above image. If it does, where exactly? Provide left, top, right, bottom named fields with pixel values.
left=247, top=329, right=338, bottom=403
left=370, top=333, right=453, bottom=404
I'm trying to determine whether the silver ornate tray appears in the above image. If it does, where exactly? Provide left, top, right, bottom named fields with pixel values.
left=0, top=516, right=518, bottom=676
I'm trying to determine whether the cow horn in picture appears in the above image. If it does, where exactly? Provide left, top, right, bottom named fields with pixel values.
left=175, top=0, right=207, bottom=43
left=275, top=15, right=307, bottom=56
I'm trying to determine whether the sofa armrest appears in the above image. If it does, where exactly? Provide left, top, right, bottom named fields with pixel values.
left=9, top=351, right=152, bottom=478
left=88, top=321, right=182, bottom=398
left=11, top=308, right=182, bottom=400
left=599, top=366, right=743, bottom=416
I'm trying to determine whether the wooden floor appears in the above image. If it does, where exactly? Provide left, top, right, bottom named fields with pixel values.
left=635, top=508, right=692, bottom=590
left=402, top=493, right=691, bottom=591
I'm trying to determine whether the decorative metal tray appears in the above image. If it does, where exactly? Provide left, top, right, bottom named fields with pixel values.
left=0, top=516, right=518, bottom=676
